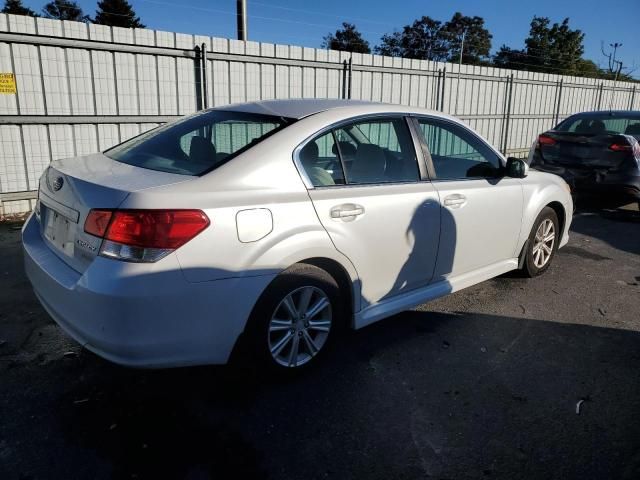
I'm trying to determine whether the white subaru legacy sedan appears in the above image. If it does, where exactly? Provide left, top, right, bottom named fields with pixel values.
left=23, top=100, right=572, bottom=371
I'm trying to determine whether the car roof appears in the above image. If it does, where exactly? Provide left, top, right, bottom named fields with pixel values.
left=564, top=110, right=640, bottom=119
left=208, top=98, right=456, bottom=121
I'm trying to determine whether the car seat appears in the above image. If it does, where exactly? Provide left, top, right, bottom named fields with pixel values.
left=349, top=144, right=387, bottom=183
left=299, top=142, right=335, bottom=186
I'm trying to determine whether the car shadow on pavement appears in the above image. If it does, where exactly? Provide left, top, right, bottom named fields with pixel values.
left=571, top=206, right=640, bottom=255
left=29, top=310, right=639, bottom=480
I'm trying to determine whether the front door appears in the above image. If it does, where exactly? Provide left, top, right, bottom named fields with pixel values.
left=297, top=116, right=441, bottom=309
left=413, top=117, right=523, bottom=281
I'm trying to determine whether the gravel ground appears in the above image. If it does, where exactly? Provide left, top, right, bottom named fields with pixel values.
left=0, top=207, right=639, bottom=480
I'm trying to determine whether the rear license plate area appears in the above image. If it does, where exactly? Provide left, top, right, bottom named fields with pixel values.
left=43, top=206, right=75, bottom=256
left=569, top=145, right=591, bottom=158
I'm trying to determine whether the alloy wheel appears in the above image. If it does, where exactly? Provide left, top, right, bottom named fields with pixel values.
left=268, top=286, right=332, bottom=367
left=532, top=218, right=555, bottom=268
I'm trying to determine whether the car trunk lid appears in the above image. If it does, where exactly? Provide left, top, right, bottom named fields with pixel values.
left=538, top=131, right=632, bottom=170
left=36, top=153, right=192, bottom=273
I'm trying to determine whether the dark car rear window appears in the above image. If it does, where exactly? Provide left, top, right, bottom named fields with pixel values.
left=105, top=110, right=294, bottom=176
left=557, top=113, right=640, bottom=136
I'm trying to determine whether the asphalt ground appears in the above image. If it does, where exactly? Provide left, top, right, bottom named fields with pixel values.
left=1, top=206, right=639, bottom=480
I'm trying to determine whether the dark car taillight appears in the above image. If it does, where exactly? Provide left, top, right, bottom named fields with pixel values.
left=609, top=141, right=632, bottom=152
left=538, top=134, right=556, bottom=146
left=84, top=209, right=210, bottom=263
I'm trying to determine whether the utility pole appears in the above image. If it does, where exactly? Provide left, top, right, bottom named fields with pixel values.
left=237, top=0, right=247, bottom=41
left=454, top=29, right=466, bottom=115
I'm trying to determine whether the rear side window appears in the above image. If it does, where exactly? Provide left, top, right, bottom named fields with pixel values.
left=106, top=111, right=292, bottom=175
left=299, top=117, right=420, bottom=187
left=557, top=114, right=640, bottom=136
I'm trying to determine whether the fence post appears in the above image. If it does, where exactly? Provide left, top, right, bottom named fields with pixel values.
left=629, top=86, right=636, bottom=110
left=201, top=43, right=208, bottom=109
left=435, top=69, right=442, bottom=111
left=193, top=45, right=203, bottom=110
left=440, top=67, right=446, bottom=111
left=553, top=79, right=563, bottom=126
left=341, top=60, right=347, bottom=99
left=501, top=74, right=514, bottom=156
left=347, top=56, right=353, bottom=99
left=596, top=83, right=603, bottom=110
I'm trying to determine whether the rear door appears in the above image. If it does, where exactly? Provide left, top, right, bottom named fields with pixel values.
left=297, top=116, right=440, bottom=309
left=413, top=117, right=523, bottom=281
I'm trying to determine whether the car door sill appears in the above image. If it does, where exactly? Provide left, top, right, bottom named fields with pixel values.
left=354, top=259, right=519, bottom=329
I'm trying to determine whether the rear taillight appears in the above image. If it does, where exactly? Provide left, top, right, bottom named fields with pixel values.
left=538, top=134, right=556, bottom=146
left=609, top=142, right=632, bottom=152
left=84, top=209, right=113, bottom=237
left=84, top=209, right=209, bottom=263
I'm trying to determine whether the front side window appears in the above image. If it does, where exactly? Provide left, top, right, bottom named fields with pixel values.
left=106, top=111, right=292, bottom=176
left=299, top=117, right=420, bottom=187
left=417, top=119, right=501, bottom=180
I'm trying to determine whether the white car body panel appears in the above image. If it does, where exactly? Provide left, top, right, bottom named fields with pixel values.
left=23, top=99, right=573, bottom=367
left=307, top=182, right=441, bottom=308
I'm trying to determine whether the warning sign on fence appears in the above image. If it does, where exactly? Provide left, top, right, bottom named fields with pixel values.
left=0, top=73, right=17, bottom=94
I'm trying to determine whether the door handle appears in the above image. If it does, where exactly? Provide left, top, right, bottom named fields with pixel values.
left=330, top=203, right=365, bottom=219
left=443, top=194, right=467, bottom=208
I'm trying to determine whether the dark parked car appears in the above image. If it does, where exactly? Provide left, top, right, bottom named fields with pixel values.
left=529, top=110, right=640, bottom=209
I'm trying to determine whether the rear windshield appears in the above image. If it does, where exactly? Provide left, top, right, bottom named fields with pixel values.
left=557, top=114, right=640, bottom=136
left=105, top=111, right=293, bottom=175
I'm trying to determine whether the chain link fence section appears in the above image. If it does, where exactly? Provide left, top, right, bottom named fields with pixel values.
left=1, top=13, right=638, bottom=214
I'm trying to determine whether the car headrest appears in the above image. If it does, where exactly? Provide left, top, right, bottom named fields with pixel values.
left=574, top=120, right=592, bottom=133
left=332, top=141, right=356, bottom=157
left=350, top=144, right=386, bottom=183
left=189, top=136, right=216, bottom=164
left=587, top=120, right=606, bottom=134
left=300, top=141, right=319, bottom=165
left=624, top=123, right=640, bottom=135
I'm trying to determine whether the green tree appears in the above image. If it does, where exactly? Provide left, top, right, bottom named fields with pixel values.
left=492, top=45, right=527, bottom=70
left=322, top=22, right=370, bottom=54
left=523, top=17, right=585, bottom=74
left=375, top=16, right=448, bottom=61
left=42, top=0, right=88, bottom=21
left=94, top=0, right=144, bottom=28
left=442, top=12, right=492, bottom=65
left=1, top=0, right=38, bottom=16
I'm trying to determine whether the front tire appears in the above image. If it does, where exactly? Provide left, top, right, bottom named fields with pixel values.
left=521, top=207, right=559, bottom=277
left=244, top=263, right=342, bottom=373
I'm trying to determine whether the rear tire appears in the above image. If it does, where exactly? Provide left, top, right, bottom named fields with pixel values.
left=521, top=207, right=559, bottom=278
left=244, top=263, right=343, bottom=374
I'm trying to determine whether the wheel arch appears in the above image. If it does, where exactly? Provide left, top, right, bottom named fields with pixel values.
left=299, top=257, right=356, bottom=328
left=546, top=200, right=566, bottom=236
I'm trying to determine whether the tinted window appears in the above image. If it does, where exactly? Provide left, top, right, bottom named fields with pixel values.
left=106, top=111, right=292, bottom=175
left=557, top=114, right=640, bottom=136
left=337, top=118, right=419, bottom=184
left=417, top=119, right=501, bottom=180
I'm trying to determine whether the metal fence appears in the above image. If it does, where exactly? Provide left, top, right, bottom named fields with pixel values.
left=1, top=13, right=638, bottom=214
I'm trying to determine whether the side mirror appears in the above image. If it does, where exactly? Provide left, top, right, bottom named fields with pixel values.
left=506, top=157, right=529, bottom=178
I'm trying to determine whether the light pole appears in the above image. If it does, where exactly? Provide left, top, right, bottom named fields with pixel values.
left=237, top=0, right=247, bottom=41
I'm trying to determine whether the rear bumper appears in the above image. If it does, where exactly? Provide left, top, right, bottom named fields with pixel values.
left=22, top=214, right=276, bottom=368
left=534, top=165, right=640, bottom=204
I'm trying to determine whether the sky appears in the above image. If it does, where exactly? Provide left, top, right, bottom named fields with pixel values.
left=23, top=0, right=640, bottom=77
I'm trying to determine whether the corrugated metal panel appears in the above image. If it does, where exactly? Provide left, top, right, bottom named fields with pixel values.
left=1, top=13, right=638, bottom=213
